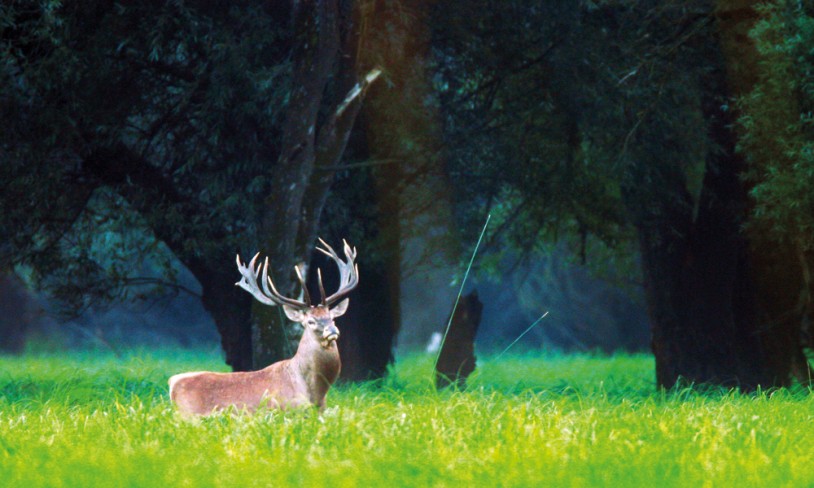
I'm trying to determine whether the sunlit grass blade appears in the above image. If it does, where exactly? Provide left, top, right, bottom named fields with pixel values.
left=433, top=213, right=491, bottom=373
left=495, top=310, right=549, bottom=361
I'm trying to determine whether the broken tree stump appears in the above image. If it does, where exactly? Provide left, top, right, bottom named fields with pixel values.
left=435, top=291, right=483, bottom=389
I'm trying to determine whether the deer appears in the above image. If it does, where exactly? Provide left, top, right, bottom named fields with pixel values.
left=168, top=238, right=359, bottom=416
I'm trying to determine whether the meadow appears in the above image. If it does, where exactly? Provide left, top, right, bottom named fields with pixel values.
left=1, top=349, right=812, bottom=487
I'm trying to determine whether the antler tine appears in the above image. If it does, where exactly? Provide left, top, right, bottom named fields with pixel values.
left=317, top=268, right=327, bottom=305
left=235, top=252, right=309, bottom=309
left=294, top=263, right=311, bottom=306
left=343, top=239, right=357, bottom=260
left=260, top=257, right=273, bottom=297
left=316, top=238, right=353, bottom=282
left=315, top=237, right=335, bottom=257
left=264, top=258, right=309, bottom=309
left=235, top=253, right=277, bottom=307
left=314, top=237, right=360, bottom=305
left=250, top=252, right=260, bottom=274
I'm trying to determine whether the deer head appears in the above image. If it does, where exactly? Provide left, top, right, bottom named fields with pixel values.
left=235, top=238, right=359, bottom=347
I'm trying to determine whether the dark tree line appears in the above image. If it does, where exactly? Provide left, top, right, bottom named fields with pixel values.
left=433, top=0, right=813, bottom=388
left=2, top=0, right=812, bottom=389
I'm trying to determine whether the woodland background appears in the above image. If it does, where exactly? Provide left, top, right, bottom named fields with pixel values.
left=2, top=0, right=813, bottom=390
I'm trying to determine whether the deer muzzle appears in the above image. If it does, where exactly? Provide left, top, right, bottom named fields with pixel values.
left=322, top=324, right=340, bottom=344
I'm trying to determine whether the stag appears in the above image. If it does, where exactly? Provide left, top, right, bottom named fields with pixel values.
left=169, top=239, right=359, bottom=415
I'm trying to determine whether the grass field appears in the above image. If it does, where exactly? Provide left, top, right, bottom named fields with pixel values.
left=1, top=349, right=813, bottom=487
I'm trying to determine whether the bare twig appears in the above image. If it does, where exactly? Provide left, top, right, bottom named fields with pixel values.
left=121, top=277, right=202, bottom=299
left=494, top=311, right=549, bottom=361
left=433, top=214, right=491, bottom=372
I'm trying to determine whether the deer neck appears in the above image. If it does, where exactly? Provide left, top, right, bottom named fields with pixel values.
left=292, top=328, right=341, bottom=396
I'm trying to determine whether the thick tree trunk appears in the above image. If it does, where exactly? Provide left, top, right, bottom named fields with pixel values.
left=633, top=129, right=769, bottom=388
left=341, top=261, right=397, bottom=380
left=250, top=276, right=296, bottom=368
left=187, top=262, right=254, bottom=372
left=748, top=239, right=813, bottom=384
left=251, top=0, right=381, bottom=370
left=308, top=252, right=396, bottom=381
left=716, top=0, right=812, bottom=384
left=306, top=146, right=400, bottom=380
left=360, top=0, right=461, bottom=351
left=630, top=1, right=807, bottom=389
left=372, top=161, right=404, bottom=351
left=251, top=0, right=339, bottom=368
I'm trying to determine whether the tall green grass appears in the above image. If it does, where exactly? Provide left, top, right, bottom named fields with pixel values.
left=1, top=349, right=812, bottom=487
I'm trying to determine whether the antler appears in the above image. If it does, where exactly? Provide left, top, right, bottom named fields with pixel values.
left=315, top=238, right=359, bottom=305
left=235, top=253, right=311, bottom=309
left=235, top=238, right=358, bottom=309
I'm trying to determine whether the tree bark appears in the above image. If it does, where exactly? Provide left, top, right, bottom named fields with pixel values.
left=251, top=0, right=339, bottom=368
left=628, top=1, right=809, bottom=389
left=435, top=291, right=483, bottom=389
left=252, top=0, right=382, bottom=369
left=716, top=0, right=812, bottom=384
left=192, top=264, right=254, bottom=371
left=0, top=273, right=31, bottom=354
left=360, top=0, right=461, bottom=351
left=631, top=101, right=769, bottom=388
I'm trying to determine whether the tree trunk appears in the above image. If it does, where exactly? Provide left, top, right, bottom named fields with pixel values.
left=187, top=261, right=254, bottom=371
left=342, top=260, right=397, bottom=380
left=632, top=115, right=769, bottom=388
left=251, top=0, right=381, bottom=369
left=308, top=132, right=401, bottom=380
left=629, top=1, right=808, bottom=389
left=716, top=0, right=812, bottom=384
left=0, top=273, right=30, bottom=354
left=360, top=0, right=461, bottom=351
left=251, top=0, right=338, bottom=368
left=435, top=291, right=483, bottom=389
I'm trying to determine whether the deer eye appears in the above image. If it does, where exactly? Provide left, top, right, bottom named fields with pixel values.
left=305, top=318, right=317, bottom=328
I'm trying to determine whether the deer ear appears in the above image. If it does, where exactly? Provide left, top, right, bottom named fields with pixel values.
left=330, top=299, right=349, bottom=318
left=283, top=305, right=306, bottom=323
